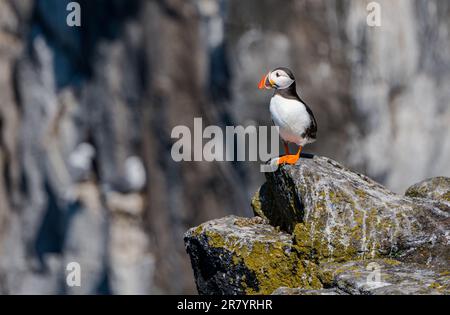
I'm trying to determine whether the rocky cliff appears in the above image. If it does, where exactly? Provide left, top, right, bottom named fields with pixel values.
left=185, top=156, right=450, bottom=295
left=0, top=0, right=251, bottom=294
left=2, top=0, right=450, bottom=294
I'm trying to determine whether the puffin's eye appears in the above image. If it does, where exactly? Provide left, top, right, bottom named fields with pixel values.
left=276, top=72, right=280, bottom=77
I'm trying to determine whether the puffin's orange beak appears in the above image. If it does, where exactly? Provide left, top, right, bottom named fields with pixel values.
left=258, top=73, right=274, bottom=89
left=258, top=74, right=267, bottom=89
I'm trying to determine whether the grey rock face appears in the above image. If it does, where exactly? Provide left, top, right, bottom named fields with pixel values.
left=253, top=156, right=449, bottom=267
left=275, top=259, right=450, bottom=295
left=2, top=0, right=450, bottom=294
left=405, top=177, right=450, bottom=205
left=272, top=287, right=346, bottom=295
left=0, top=0, right=158, bottom=294
left=185, top=157, right=450, bottom=295
left=184, top=216, right=319, bottom=295
left=320, top=259, right=450, bottom=295
left=0, top=0, right=250, bottom=294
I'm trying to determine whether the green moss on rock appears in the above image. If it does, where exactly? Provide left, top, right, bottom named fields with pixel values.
left=257, top=158, right=448, bottom=266
left=185, top=216, right=322, bottom=295
left=405, top=176, right=450, bottom=203
left=251, top=190, right=267, bottom=220
left=185, top=157, right=450, bottom=295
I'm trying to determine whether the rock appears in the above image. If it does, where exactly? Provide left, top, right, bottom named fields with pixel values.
left=320, top=259, right=450, bottom=295
left=0, top=0, right=251, bottom=294
left=16, top=254, right=63, bottom=295
left=3, top=0, right=450, bottom=295
left=272, top=287, right=346, bottom=295
left=405, top=177, right=450, bottom=204
left=68, top=142, right=96, bottom=182
left=274, top=259, right=450, bottom=295
left=63, top=182, right=108, bottom=295
left=252, top=156, right=450, bottom=267
left=184, top=215, right=322, bottom=295
left=109, top=209, right=154, bottom=295
left=186, top=156, right=450, bottom=295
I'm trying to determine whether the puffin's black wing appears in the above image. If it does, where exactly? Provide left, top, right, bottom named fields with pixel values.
left=274, top=82, right=318, bottom=140
left=302, top=102, right=317, bottom=139
left=296, top=95, right=317, bottom=140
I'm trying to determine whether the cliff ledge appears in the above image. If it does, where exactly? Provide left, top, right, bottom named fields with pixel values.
left=185, top=156, right=450, bottom=295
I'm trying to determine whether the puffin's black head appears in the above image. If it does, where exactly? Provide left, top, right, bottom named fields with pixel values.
left=258, top=67, right=295, bottom=90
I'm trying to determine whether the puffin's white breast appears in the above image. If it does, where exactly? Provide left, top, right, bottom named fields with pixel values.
left=270, top=94, right=312, bottom=146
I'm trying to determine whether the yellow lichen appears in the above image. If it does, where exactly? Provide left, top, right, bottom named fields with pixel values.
left=251, top=190, right=265, bottom=218
left=442, top=191, right=450, bottom=202
left=203, top=227, right=322, bottom=295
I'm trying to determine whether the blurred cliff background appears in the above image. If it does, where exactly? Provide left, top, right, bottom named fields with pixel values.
left=0, top=0, right=449, bottom=294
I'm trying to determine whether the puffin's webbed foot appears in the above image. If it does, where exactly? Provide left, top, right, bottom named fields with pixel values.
left=277, top=154, right=300, bottom=165
left=277, top=145, right=303, bottom=165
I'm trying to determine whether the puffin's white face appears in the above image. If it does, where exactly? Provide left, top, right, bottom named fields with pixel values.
left=258, top=68, right=295, bottom=90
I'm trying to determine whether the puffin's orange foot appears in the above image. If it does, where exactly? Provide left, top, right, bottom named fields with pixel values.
left=277, top=154, right=300, bottom=165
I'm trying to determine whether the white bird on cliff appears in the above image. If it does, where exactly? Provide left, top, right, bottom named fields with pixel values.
left=258, top=67, right=317, bottom=165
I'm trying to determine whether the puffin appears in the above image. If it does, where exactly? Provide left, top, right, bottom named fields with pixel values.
left=258, top=67, right=317, bottom=165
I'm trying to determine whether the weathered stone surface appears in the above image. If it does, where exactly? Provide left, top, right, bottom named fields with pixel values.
left=184, top=215, right=322, bottom=295
left=405, top=177, right=450, bottom=204
left=274, top=259, right=450, bottom=295
left=252, top=156, right=450, bottom=266
left=186, top=157, right=450, bottom=295
left=320, top=259, right=450, bottom=295
left=3, top=0, right=450, bottom=295
left=185, top=215, right=450, bottom=295
left=272, top=287, right=346, bottom=295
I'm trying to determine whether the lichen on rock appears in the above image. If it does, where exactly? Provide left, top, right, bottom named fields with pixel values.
left=185, top=156, right=450, bottom=295
left=319, top=259, right=450, bottom=295
left=184, top=216, right=322, bottom=295
left=253, top=156, right=450, bottom=266
left=405, top=176, right=450, bottom=204
left=272, top=287, right=346, bottom=295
